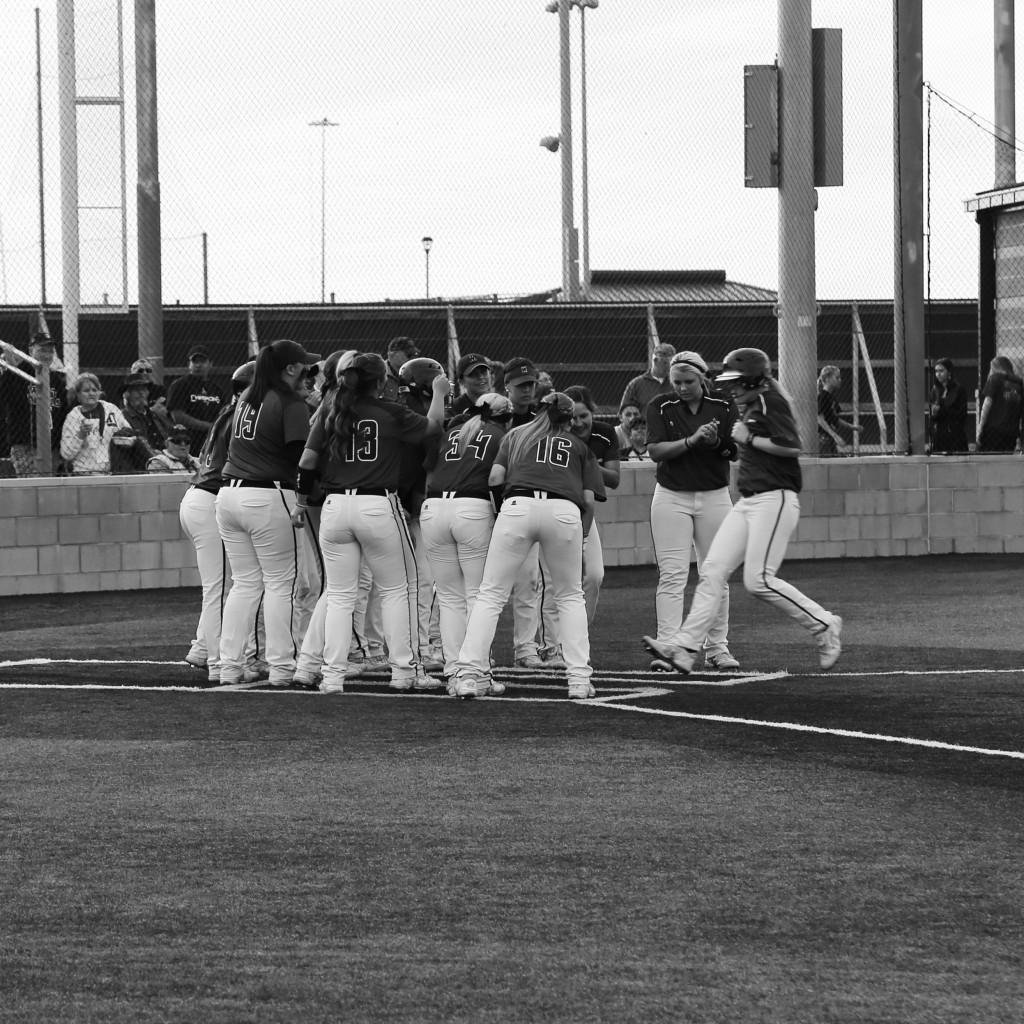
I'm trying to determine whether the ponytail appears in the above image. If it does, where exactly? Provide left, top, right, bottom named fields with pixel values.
left=325, top=352, right=386, bottom=462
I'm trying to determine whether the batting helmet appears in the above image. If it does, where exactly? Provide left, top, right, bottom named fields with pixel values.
left=231, top=360, right=256, bottom=395
left=716, top=348, right=771, bottom=388
left=540, top=391, right=574, bottom=424
left=399, top=357, right=444, bottom=395
left=475, top=392, right=513, bottom=423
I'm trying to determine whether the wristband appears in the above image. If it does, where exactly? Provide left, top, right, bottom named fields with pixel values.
left=295, top=465, right=321, bottom=496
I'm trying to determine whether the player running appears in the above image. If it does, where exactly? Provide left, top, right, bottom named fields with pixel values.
left=215, top=339, right=320, bottom=686
left=291, top=353, right=448, bottom=694
left=643, top=348, right=843, bottom=673
left=451, top=392, right=604, bottom=701
left=645, top=351, right=739, bottom=671
left=420, top=392, right=513, bottom=684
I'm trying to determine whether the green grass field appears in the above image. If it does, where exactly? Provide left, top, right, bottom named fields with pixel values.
left=3, top=556, right=1023, bottom=1022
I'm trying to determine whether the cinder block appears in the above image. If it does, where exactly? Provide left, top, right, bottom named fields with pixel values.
left=58, top=517, right=101, bottom=545
left=121, top=480, right=165, bottom=513
left=16, top=516, right=59, bottom=546
left=786, top=542, right=814, bottom=561
left=14, top=574, right=57, bottom=595
left=138, top=568, right=182, bottom=588
left=80, top=485, right=124, bottom=515
left=890, top=490, right=927, bottom=515
left=927, top=461, right=979, bottom=490
left=793, top=516, right=828, bottom=542
left=0, top=547, right=39, bottom=576
left=80, top=543, right=122, bottom=573
left=845, top=539, right=884, bottom=558
left=928, top=538, right=955, bottom=555
left=111, top=570, right=143, bottom=589
left=616, top=494, right=653, bottom=523
left=859, top=517, right=893, bottom=540
left=38, top=486, right=79, bottom=517
left=161, top=539, right=197, bottom=569
left=599, top=522, right=635, bottom=550
left=927, top=489, right=953, bottom=513
left=904, top=538, right=930, bottom=557
left=809, top=490, right=844, bottom=516
left=59, top=572, right=102, bottom=593
left=602, top=548, right=621, bottom=568
left=0, top=484, right=39, bottom=517
left=1004, top=535, right=1024, bottom=553
left=828, top=517, right=861, bottom=541
left=635, top=522, right=653, bottom=548
left=889, top=464, right=926, bottom=489
left=928, top=513, right=977, bottom=539
left=99, top=515, right=142, bottom=543
left=122, top=541, right=163, bottom=571
left=633, top=547, right=656, bottom=566
left=892, top=515, right=925, bottom=539
left=39, top=545, right=81, bottom=575
left=1003, top=488, right=1024, bottom=513
left=855, top=463, right=890, bottom=490
left=812, top=541, right=846, bottom=559
left=141, top=510, right=186, bottom=542
left=953, top=535, right=1006, bottom=554
left=613, top=468, right=637, bottom=495
left=800, top=463, right=828, bottom=492
left=180, top=567, right=202, bottom=587
left=976, top=459, right=1021, bottom=487
left=158, top=481, right=192, bottom=509
left=0, top=518, right=16, bottom=547
left=976, top=511, right=1021, bottom=537
left=953, top=488, right=1004, bottom=513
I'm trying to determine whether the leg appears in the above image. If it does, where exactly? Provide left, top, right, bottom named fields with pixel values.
left=650, top=484, right=696, bottom=641
left=421, top=499, right=467, bottom=678
left=691, top=487, right=734, bottom=655
left=318, top=496, right=361, bottom=690
left=581, top=522, right=604, bottom=624
left=179, top=487, right=227, bottom=676
left=510, top=544, right=541, bottom=662
left=216, top=489, right=265, bottom=682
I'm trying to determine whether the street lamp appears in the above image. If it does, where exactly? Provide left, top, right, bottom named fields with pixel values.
left=422, top=236, right=433, bottom=299
left=309, top=117, right=338, bottom=303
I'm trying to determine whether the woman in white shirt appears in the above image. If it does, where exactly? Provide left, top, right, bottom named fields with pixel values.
left=60, top=373, right=132, bottom=475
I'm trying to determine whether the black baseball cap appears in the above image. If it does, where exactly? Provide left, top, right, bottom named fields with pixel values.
left=268, top=339, right=322, bottom=367
left=187, top=346, right=212, bottom=361
left=503, top=357, right=539, bottom=386
left=457, top=353, right=490, bottom=378
left=387, top=336, right=419, bottom=357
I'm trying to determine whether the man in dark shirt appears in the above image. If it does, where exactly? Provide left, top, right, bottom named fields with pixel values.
left=166, top=346, right=226, bottom=455
left=380, top=336, right=419, bottom=402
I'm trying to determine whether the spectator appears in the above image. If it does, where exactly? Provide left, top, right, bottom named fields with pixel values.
left=976, top=355, right=1023, bottom=453
left=929, top=358, right=969, bottom=454
left=449, top=352, right=494, bottom=418
left=816, top=365, right=861, bottom=455
left=614, top=403, right=642, bottom=451
left=619, top=343, right=675, bottom=416
left=59, top=373, right=132, bottom=475
left=381, top=336, right=419, bottom=402
left=121, top=372, right=171, bottom=452
left=128, top=358, right=167, bottom=407
left=166, top=346, right=226, bottom=455
left=147, top=424, right=202, bottom=473
left=622, top=420, right=650, bottom=461
left=0, top=333, right=71, bottom=476
left=503, top=356, right=540, bottom=426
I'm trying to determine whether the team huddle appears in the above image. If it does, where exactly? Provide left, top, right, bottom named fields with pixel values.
left=179, top=339, right=843, bottom=699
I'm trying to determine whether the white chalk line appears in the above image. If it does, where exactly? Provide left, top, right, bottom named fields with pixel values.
left=583, top=700, right=1024, bottom=761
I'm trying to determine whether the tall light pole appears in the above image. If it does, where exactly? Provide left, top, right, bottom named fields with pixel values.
left=422, top=236, right=433, bottom=298
left=577, top=0, right=598, bottom=296
left=309, top=117, right=337, bottom=303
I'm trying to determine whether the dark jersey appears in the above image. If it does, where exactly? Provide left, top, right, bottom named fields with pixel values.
left=223, top=387, right=311, bottom=486
left=736, top=387, right=802, bottom=496
left=586, top=420, right=618, bottom=466
left=427, top=420, right=508, bottom=495
left=0, top=362, right=70, bottom=449
left=307, top=397, right=430, bottom=491
left=979, top=372, right=1023, bottom=450
left=166, top=374, right=226, bottom=454
left=646, top=392, right=737, bottom=492
left=495, top=426, right=605, bottom=510
left=193, top=407, right=235, bottom=493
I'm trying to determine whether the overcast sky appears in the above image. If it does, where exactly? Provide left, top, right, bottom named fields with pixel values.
left=0, top=1, right=1006, bottom=306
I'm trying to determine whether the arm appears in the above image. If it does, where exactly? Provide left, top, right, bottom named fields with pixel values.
left=59, top=408, right=85, bottom=462
left=648, top=420, right=720, bottom=462
left=581, top=490, right=595, bottom=537
left=601, top=456, right=620, bottom=490
left=816, top=413, right=846, bottom=448
left=977, top=396, right=993, bottom=441
left=733, top=420, right=802, bottom=458
left=424, top=374, right=449, bottom=438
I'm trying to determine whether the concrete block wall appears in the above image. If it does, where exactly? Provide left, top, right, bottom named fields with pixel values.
left=2, top=455, right=1023, bottom=596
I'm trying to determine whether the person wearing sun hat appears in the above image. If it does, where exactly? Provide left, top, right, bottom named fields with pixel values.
left=146, top=424, right=201, bottom=473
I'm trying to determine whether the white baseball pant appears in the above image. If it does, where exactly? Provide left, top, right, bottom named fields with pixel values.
left=179, top=486, right=227, bottom=673
left=455, top=496, right=591, bottom=683
left=419, top=496, right=495, bottom=676
left=650, top=483, right=733, bottom=653
left=672, top=489, right=833, bottom=652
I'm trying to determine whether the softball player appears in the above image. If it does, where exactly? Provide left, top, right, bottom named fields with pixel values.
left=216, top=339, right=320, bottom=686
left=645, top=351, right=739, bottom=670
left=644, top=348, right=843, bottom=673
left=292, top=352, right=448, bottom=694
left=565, top=385, right=619, bottom=622
left=179, top=361, right=261, bottom=684
left=451, top=392, right=604, bottom=700
left=420, top=392, right=512, bottom=681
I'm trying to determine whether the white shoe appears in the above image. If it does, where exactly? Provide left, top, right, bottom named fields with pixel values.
left=817, top=615, right=843, bottom=669
left=389, top=676, right=414, bottom=692
left=206, top=670, right=220, bottom=685
left=642, top=636, right=695, bottom=674
left=422, top=646, right=445, bottom=673
left=319, top=679, right=345, bottom=694
left=567, top=679, right=596, bottom=700
left=705, top=650, right=740, bottom=670
left=413, top=670, right=444, bottom=691
left=293, top=668, right=321, bottom=689
left=454, top=673, right=482, bottom=699
left=649, top=658, right=674, bottom=672
left=184, top=652, right=207, bottom=671
left=515, top=654, right=546, bottom=670
left=484, top=676, right=506, bottom=696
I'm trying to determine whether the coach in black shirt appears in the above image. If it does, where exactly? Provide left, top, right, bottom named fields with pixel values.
left=166, top=346, right=225, bottom=455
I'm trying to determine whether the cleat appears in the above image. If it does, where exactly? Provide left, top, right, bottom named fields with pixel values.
left=541, top=646, right=566, bottom=669
left=649, top=658, right=674, bottom=673
left=515, top=654, right=546, bottom=670
left=389, top=676, right=414, bottom=692
left=705, top=650, right=740, bottom=670
left=484, top=676, right=506, bottom=696
left=413, top=670, right=444, bottom=691
left=184, top=653, right=207, bottom=671
left=567, top=679, right=596, bottom=700
left=292, top=668, right=321, bottom=690
left=422, top=645, right=445, bottom=673
left=817, top=615, right=843, bottom=669
left=454, top=674, right=483, bottom=700
left=360, top=653, right=391, bottom=676
left=242, top=665, right=267, bottom=684
left=444, top=676, right=457, bottom=696
left=642, top=636, right=696, bottom=675
left=318, top=679, right=345, bottom=694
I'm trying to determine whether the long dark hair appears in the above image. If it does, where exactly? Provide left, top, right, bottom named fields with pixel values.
left=325, top=352, right=386, bottom=461
left=242, top=344, right=291, bottom=408
left=563, top=385, right=595, bottom=412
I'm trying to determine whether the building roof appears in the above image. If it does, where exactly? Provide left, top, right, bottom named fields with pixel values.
left=580, top=270, right=777, bottom=304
